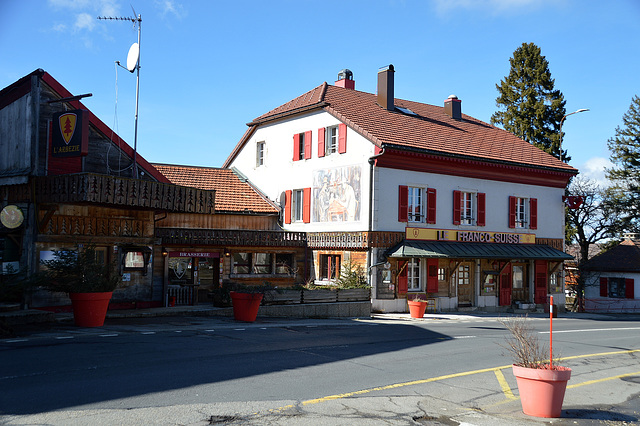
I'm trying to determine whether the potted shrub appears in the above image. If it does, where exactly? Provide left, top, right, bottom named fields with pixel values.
left=37, top=244, right=121, bottom=327
left=500, top=316, right=571, bottom=418
left=407, top=294, right=428, bottom=318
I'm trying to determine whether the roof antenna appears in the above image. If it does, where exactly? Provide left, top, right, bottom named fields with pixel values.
left=98, top=7, right=142, bottom=179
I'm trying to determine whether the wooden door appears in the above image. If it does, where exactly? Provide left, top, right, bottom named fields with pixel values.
left=457, top=263, right=473, bottom=306
left=534, top=260, right=548, bottom=304
left=499, top=263, right=512, bottom=306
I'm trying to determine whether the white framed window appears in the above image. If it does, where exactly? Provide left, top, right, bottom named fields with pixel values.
left=407, top=258, right=421, bottom=291
left=515, top=197, right=527, bottom=228
left=256, top=141, right=265, bottom=167
left=292, top=189, right=304, bottom=222
left=408, top=186, right=424, bottom=222
left=461, top=192, right=475, bottom=225
left=326, top=126, right=338, bottom=155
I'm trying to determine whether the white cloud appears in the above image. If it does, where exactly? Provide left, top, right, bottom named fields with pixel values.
left=431, top=0, right=556, bottom=15
left=578, top=157, right=613, bottom=187
left=74, top=13, right=95, bottom=31
left=155, top=0, right=186, bottom=19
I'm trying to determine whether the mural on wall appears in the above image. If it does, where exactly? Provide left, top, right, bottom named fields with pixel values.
left=313, top=165, right=361, bottom=222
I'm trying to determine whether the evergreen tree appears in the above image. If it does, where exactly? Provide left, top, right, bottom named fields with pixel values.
left=605, top=95, right=640, bottom=232
left=491, top=42, right=568, bottom=161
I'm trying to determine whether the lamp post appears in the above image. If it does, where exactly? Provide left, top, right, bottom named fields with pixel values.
left=560, top=108, right=589, bottom=143
left=558, top=108, right=589, bottom=161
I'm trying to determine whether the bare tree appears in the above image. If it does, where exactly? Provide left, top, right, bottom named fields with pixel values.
left=565, top=176, right=619, bottom=309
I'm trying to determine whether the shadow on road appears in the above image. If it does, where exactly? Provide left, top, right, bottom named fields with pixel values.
left=1, top=319, right=452, bottom=415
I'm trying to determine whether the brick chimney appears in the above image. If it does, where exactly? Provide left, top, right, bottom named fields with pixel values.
left=444, top=95, right=462, bottom=120
left=335, top=69, right=355, bottom=90
left=377, top=64, right=395, bottom=111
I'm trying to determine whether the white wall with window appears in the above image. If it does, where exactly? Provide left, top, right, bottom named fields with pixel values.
left=227, top=111, right=375, bottom=232
left=375, top=167, right=565, bottom=240
left=584, top=271, right=639, bottom=313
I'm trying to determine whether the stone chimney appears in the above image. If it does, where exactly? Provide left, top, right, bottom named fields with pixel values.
left=444, top=95, right=462, bottom=120
left=335, top=69, right=355, bottom=90
left=377, top=64, right=395, bottom=111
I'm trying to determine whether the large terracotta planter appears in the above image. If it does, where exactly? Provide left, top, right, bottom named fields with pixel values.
left=408, top=300, right=428, bottom=318
left=69, top=292, right=113, bottom=327
left=512, top=364, right=572, bottom=418
left=230, top=291, right=263, bottom=322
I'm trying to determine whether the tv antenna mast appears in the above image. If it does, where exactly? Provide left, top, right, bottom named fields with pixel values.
left=98, top=7, right=142, bottom=178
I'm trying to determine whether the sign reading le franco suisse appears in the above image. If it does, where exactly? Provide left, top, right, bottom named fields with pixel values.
left=406, top=227, right=536, bottom=244
left=51, top=109, right=89, bottom=157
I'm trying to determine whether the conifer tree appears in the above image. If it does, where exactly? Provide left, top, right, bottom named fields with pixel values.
left=605, top=95, right=640, bottom=232
left=491, top=42, right=568, bottom=161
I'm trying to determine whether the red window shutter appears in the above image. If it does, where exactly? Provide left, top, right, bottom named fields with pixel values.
left=427, top=258, right=438, bottom=293
left=477, top=192, right=486, bottom=226
left=398, top=185, right=408, bottom=222
left=398, top=261, right=408, bottom=295
left=293, top=134, right=300, bottom=162
left=284, top=190, right=292, bottom=224
left=427, top=188, right=437, bottom=224
left=508, top=196, right=516, bottom=228
left=338, top=123, right=347, bottom=154
left=318, top=127, right=325, bottom=158
left=304, top=130, right=312, bottom=160
left=303, top=187, right=311, bottom=223
left=453, top=190, right=461, bottom=225
left=530, top=198, right=538, bottom=229
left=600, top=277, right=608, bottom=297
left=625, top=278, right=635, bottom=299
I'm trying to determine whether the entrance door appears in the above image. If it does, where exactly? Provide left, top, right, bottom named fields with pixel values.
left=457, top=263, right=473, bottom=306
left=511, top=263, right=529, bottom=302
left=195, top=257, right=220, bottom=303
left=499, top=263, right=512, bottom=306
left=534, top=260, right=548, bottom=304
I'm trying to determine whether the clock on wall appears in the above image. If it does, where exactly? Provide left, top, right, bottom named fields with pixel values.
left=0, top=205, right=24, bottom=229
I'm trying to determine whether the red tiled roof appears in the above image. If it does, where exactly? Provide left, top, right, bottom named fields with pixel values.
left=229, top=83, right=577, bottom=173
left=152, top=164, right=279, bottom=214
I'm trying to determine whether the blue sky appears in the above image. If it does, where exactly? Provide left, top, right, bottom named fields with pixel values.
left=1, top=0, right=638, bottom=186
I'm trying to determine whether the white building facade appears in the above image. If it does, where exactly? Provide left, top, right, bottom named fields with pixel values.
left=225, top=66, right=576, bottom=313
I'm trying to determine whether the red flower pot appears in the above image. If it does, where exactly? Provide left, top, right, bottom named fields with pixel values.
left=230, top=291, right=263, bottom=322
left=512, top=364, right=572, bottom=418
left=69, top=292, right=113, bottom=327
left=408, top=300, right=427, bottom=318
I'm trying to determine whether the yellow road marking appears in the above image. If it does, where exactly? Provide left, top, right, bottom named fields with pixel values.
left=567, top=371, right=640, bottom=389
left=271, top=348, right=640, bottom=412
left=494, top=369, right=517, bottom=400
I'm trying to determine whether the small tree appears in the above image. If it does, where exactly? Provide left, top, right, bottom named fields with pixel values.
left=491, top=42, right=568, bottom=161
left=335, top=259, right=368, bottom=289
left=39, top=244, right=121, bottom=294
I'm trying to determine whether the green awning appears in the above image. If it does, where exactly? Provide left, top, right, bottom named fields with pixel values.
left=386, top=240, right=573, bottom=260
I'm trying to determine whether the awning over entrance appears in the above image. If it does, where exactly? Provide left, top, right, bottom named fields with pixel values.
left=386, top=240, right=573, bottom=260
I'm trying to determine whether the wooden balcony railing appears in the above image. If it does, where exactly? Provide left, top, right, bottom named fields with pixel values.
left=156, top=228, right=307, bottom=247
left=307, top=231, right=404, bottom=249
left=33, top=173, right=215, bottom=214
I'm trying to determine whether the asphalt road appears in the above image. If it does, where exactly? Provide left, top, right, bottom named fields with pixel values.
left=1, top=313, right=639, bottom=425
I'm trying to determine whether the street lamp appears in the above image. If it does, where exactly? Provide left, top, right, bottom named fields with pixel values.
left=560, top=108, right=589, bottom=133
left=559, top=108, right=589, bottom=160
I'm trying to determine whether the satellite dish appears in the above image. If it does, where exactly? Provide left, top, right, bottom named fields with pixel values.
left=126, top=42, right=139, bottom=72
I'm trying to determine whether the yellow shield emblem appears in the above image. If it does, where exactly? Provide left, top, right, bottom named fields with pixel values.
left=58, top=113, right=77, bottom=145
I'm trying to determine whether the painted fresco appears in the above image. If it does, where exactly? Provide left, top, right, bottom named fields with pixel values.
left=313, top=165, right=361, bottom=222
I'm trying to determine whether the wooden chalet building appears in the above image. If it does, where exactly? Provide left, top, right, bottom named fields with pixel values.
left=224, top=66, right=577, bottom=313
left=0, top=69, right=304, bottom=310
left=152, top=164, right=307, bottom=304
